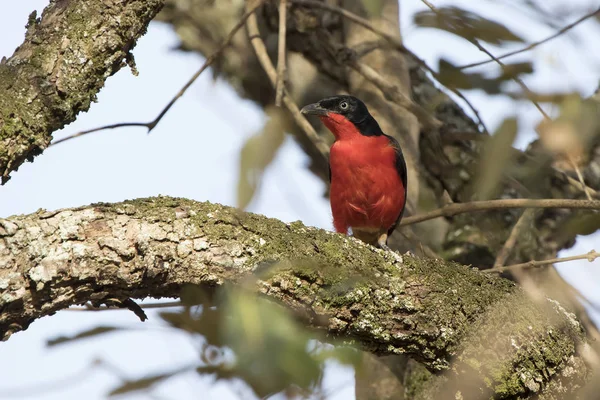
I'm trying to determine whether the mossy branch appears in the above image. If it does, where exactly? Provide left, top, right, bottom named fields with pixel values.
left=0, top=196, right=590, bottom=398
left=0, top=0, right=164, bottom=183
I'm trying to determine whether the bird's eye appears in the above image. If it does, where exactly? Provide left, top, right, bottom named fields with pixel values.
left=340, top=101, right=349, bottom=110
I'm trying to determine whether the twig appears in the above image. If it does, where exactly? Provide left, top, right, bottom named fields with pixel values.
left=349, top=60, right=441, bottom=129
left=485, top=250, right=600, bottom=273
left=492, top=209, right=535, bottom=268
left=50, top=0, right=266, bottom=147
left=51, top=122, right=150, bottom=146
left=458, top=7, right=600, bottom=69
left=473, top=38, right=549, bottom=119
left=570, top=157, right=593, bottom=200
left=290, top=0, right=488, bottom=133
left=246, top=0, right=330, bottom=160
left=67, top=300, right=183, bottom=311
left=275, top=0, right=288, bottom=106
left=400, top=198, right=600, bottom=226
left=420, top=0, right=550, bottom=120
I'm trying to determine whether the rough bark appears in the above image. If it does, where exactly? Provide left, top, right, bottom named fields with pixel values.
left=0, top=196, right=590, bottom=398
left=0, top=0, right=164, bottom=183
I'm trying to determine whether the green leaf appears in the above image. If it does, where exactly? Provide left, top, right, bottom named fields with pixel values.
left=47, top=326, right=120, bottom=347
left=437, top=59, right=532, bottom=94
left=414, top=7, right=524, bottom=45
left=237, top=106, right=287, bottom=209
left=473, top=118, right=518, bottom=200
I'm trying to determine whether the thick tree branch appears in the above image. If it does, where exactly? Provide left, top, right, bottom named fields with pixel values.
left=0, top=197, right=590, bottom=398
left=0, top=0, right=164, bottom=183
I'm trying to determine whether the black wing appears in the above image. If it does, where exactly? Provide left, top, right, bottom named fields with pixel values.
left=383, top=134, right=408, bottom=237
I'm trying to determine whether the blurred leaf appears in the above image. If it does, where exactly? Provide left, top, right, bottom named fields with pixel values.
left=360, top=0, right=384, bottom=17
left=180, top=284, right=212, bottom=307
left=414, top=6, right=524, bottom=45
left=220, top=291, right=323, bottom=397
left=498, top=62, right=534, bottom=80
left=237, top=106, right=287, bottom=209
left=160, top=307, right=224, bottom=347
left=438, top=59, right=532, bottom=94
left=314, top=346, right=361, bottom=366
left=560, top=213, right=600, bottom=239
left=109, top=366, right=190, bottom=396
left=47, top=326, right=120, bottom=347
left=473, top=118, right=518, bottom=200
left=536, top=94, right=600, bottom=169
left=162, top=286, right=360, bottom=398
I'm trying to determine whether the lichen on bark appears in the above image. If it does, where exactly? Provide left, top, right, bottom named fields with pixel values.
left=0, top=196, right=590, bottom=398
left=0, top=0, right=164, bottom=183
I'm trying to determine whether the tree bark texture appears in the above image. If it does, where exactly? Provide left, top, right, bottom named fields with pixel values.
left=0, top=0, right=164, bottom=183
left=0, top=197, right=590, bottom=398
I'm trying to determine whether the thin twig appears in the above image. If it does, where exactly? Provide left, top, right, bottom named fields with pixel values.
left=50, top=0, right=266, bottom=147
left=275, top=0, right=288, bottom=106
left=570, top=157, right=593, bottom=201
left=458, top=7, right=600, bottom=69
left=420, top=0, right=550, bottom=120
left=473, top=38, right=550, bottom=119
left=290, top=0, right=488, bottom=133
left=492, top=209, right=535, bottom=268
left=400, top=198, right=600, bottom=226
left=246, top=0, right=330, bottom=160
left=485, top=250, right=600, bottom=273
left=349, top=60, right=442, bottom=129
left=66, top=300, right=183, bottom=311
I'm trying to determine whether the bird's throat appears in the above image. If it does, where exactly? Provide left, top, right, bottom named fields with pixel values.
left=319, top=113, right=363, bottom=141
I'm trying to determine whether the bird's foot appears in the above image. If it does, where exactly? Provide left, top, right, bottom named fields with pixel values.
left=377, top=234, right=403, bottom=263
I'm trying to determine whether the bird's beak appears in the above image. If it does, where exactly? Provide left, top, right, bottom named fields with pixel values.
left=300, top=103, right=328, bottom=116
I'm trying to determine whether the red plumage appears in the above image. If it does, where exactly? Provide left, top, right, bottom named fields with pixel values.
left=323, top=114, right=405, bottom=236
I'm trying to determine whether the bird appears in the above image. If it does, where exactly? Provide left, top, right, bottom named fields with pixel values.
left=300, top=95, right=407, bottom=251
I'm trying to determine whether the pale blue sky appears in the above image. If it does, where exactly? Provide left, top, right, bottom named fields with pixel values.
left=1, top=1, right=599, bottom=399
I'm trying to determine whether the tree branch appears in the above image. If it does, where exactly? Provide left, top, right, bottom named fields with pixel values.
left=486, top=250, right=600, bottom=273
left=0, top=196, right=590, bottom=397
left=0, top=0, right=165, bottom=183
left=50, top=0, right=266, bottom=148
left=401, top=198, right=600, bottom=226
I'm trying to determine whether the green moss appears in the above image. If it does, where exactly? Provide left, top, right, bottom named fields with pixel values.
left=81, top=196, right=587, bottom=396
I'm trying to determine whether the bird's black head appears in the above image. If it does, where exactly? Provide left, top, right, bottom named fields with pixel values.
left=301, top=95, right=383, bottom=136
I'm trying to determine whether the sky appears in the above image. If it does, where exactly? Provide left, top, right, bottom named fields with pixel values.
left=0, top=1, right=599, bottom=399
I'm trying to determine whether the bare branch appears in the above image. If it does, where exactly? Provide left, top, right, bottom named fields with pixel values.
left=486, top=250, right=600, bottom=273
left=401, top=198, right=600, bottom=226
left=246, top=1, right=330, bottom=161
left=51, top=0, right=266, bottom=148
left=458, top=7, right=600, bottom=69
left=349, top=60, right=442, bottom=130
left=493, top=209, right=535, bottom=268
left=275, top=0, right=288, bottom=107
